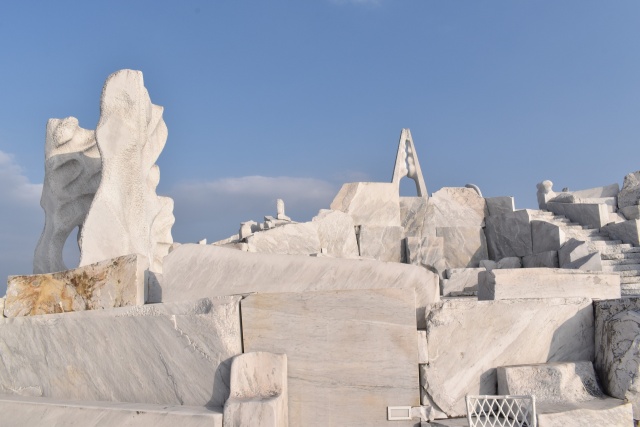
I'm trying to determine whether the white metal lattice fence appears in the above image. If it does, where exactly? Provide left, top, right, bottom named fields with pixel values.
left=466, top=395, right=537, bottom=427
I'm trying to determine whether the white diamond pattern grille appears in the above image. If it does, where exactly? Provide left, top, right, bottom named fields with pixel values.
left=466, top=395, right=537, bottom=427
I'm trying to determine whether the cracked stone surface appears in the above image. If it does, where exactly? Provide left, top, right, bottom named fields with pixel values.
left=0, top=297, right=242, bottom=407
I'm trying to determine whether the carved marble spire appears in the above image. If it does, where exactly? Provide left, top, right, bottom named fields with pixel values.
left=391, top=128, right=427, bottom=197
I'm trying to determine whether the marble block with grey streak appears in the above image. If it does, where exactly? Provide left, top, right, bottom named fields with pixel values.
left=241, top=288, right=420, bottom=427
left=423, top=297, right=594, bottom=417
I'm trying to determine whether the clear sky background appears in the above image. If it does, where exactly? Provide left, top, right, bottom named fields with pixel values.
left=0, top=1, right=639, bottom=295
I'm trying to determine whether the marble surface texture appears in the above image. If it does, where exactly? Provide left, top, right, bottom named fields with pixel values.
left=241, top=288, right=419, bottom=427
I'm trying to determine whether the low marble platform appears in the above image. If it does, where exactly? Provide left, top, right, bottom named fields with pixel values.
left=0, top=395, right=222, bottom=427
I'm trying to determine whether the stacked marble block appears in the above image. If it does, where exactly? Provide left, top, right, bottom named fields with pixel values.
left=0, top=243, right=440, bottom=426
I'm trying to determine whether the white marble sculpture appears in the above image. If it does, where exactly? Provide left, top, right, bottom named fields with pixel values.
left=33, top=117, right=101, bottom=274
left=391, top=128, right=427, bottom=197
left=78, top=69, right=174, bottom=273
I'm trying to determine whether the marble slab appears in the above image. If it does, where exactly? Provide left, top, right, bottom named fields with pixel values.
left=330, top=182, right=401, bottom=227
left=246, top=222, right=321, bottom=255
left=478, top=268, right=620, bottom=301
left=0, top=297, right=242, bottom=407
left=4, top=254, right=148, bottom=317
left=0, top=395, right=223, bottom=427
left=436, top=227, right=488, bottom=268
left=241, top=288, right=419, bottom=427
left=160, top=244, right=439, bottom=327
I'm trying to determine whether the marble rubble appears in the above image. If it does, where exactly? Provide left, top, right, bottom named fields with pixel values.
left=3, top=72, right=640, bottom=426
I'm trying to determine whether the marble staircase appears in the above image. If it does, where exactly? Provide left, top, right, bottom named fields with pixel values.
left=531, top=210, right=640, bottom=296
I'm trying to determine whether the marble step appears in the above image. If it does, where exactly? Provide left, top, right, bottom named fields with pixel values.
left=603, top=258, right=640, bottom=266
left=602, top=264, right=640, bottom=272
left=620, top=273, right=640, bottom=282
left=602, top=252, right=640, bottom=261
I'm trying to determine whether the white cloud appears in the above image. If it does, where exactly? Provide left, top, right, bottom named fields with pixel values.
left=0, top=150, right=44, bottom=295
left=168, top=175, right=339, bottom=243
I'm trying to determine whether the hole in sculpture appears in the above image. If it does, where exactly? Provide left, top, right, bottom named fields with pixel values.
left=399, top=176, right=419, bottom=197
left=62, top=226, right=81, bottom=270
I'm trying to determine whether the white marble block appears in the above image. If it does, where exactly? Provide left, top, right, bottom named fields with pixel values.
left=34, top=117, right=100, bottom=274
left=312, top=209, right=359, bottom=258
left=223, top=352, right=288, bottom=427
left=0, top=297, right=242, bottom=407
left=79, top=69, right=174, bottom=273
left=4, top=254, right=148, bottom=317
left=423, top=297, right=594, bottom=417
left=160, top=244, right=439, bottom=327
left=478, top=268, right=620, bottom=301
left=426, top=187, right=487, bottom=229
left=558, top=238, right=590, bottom=267
left=485, top=210, right=533, bottom=259
left=241, top=288, right=420, bottom=427
left=357, top=225, right=404, bottom=262
left=391, top=128, right=428, bottom=197
left=531, top=220, right=565, bottom=254
left=437, top=226, right=488, bottom=268
left=330, top=182, right=401, bottom=227
left=442, top=268, right=484, bottom=296
left=246, top=222, right=321, bottom=255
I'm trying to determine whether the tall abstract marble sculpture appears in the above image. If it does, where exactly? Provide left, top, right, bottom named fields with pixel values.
left=34, top=70, right=174, bottom=275
left=33, top=117, right=101, bottom=274
left=391, top=128, right=427, bottom=197
left=79, top=70, right=174, bottom=273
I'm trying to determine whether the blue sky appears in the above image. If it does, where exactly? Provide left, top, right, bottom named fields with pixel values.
left=0, top=1, right=639, bottom=294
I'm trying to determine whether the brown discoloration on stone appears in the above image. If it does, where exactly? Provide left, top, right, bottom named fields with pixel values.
left=4, top=253, right=146, bottom=317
